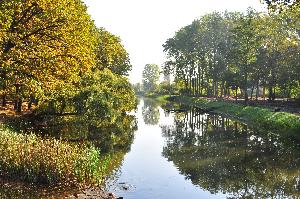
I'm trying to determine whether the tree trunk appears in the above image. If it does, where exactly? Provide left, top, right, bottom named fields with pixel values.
left=28, top=100, right=32, bottom=110
left=244, top=73, right=248, bottom=102
left=255, top=80, right=259, bottom=101
left=17, top=98, right=22, bottom=113
left=189, top=75, right=192, bottom=96
left=28, top=94, right=34, bottom=110
left=195, top=76, right=198, bottom=96
left=273, top=87, right=276, bottom=101
left=215, top=80, right=219, bottom=98
left=48, top=101, right=56, bottom=114
left=193, top=78, right=196, bottom=96
left=200, top=71, right=204, bottom=96
left=1, top=71, right=7, bottom=107
left=250, top=85, right=254, bottom=100
left=198, top=76, right=200, bottom=96
left=60, top=99, right=66, bottom=115
left=15, top=84, right=22, bottom=113
left=184, top=78, right=188, bottom=96
left=268, top=86, right=273, bottom=101
left=2, top=94, right=6, bottom=107
left=14, top=100, right=18, bottom=111
left=221, top=81, right=225, bottom=98
left=244, top=88, right=248, bottom=102
left=212, top=79, right=215, bottom=98
left=235, top=87, right=238, bottom=102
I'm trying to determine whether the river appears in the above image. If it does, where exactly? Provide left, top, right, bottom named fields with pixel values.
left=106, top=98, right=300, bottom=199
left=0, top=98, right=300, bottom=198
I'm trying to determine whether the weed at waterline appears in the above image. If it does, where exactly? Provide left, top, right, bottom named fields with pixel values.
left=0, top=126, right=110, bottom=186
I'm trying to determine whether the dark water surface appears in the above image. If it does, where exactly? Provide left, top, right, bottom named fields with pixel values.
left=1, top=98, right=300, bottom=198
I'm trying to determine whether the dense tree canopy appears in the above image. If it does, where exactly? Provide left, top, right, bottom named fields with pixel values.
left=94, top=28, right=132, bottom=76
left=0, top=0, right=136, bottom=121
left=265, top=0, right=300, bottom=11
left=0, top=0, right=96, bottom=111
left=163, top=8, right=300, bottom=101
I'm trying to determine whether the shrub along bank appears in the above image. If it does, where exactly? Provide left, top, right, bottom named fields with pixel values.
left=163, top=95, right=300, bottom=139
left=0, top=126, right=110, bottom=185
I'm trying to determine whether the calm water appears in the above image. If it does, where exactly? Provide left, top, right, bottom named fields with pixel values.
left=106, top=98, right=300, bottom=199
left=1, top=98, right=300, bottom=198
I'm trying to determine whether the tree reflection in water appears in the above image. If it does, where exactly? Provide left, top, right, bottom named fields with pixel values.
left=142, top=98, right=160, bottom=125
left=2, top=113, right=137, bottom=198
left=161, top=107, right=300, bottom=199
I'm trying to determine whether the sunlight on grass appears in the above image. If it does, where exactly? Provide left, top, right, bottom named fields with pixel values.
left=0, top=126, right=110, bottom=185
left=167, top=96, right=300, bottom=138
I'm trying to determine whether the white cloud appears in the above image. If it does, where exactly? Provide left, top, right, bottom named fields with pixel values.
left=83, top=0, right=267, bottom=83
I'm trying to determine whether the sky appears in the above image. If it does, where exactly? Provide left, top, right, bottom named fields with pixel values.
left=82, top=0, right=267, bottom=84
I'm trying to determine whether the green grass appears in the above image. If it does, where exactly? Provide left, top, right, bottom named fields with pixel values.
left=164, top=95, right=300, bottom=139
left=144, top=93, right=170, bottom=104
left=0, top=126, right=110, bottom=185
left=154, top=95, right=170, bottom=104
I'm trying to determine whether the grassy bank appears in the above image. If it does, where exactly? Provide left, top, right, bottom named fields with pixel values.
left=0, top=126, right=110, bottom=185
left=144, top=93, right=170, bottom=104
left=160, top=95, right=300, bottom=139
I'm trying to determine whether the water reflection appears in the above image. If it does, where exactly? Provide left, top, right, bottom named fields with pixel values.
left=2, top=113, right=137, bottom=198
left=142, top=98, right=160, bottom=125
left=7, top=113, right=137, bottom=154
left=161, top=107, right=300, bottom=198
left=3, top=100, right=300, bottom=198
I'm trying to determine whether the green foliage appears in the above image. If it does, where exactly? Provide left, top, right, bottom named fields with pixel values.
left=264, top=0, right=300, bottom=12
left=153, top=81, right=171, bottom=95
left=94, top=28, right=132, bottom=76
left=73, top=69, right=137, bottom=127
left=163, top=9, right=300, bottom=100
left=168, top=96, right=300, bottom=138
left=0, top=0, right=96, bottom=102
left=0, top=0, right=137, bottom=189
left=0, top=125, right=109, bottom=185
left=161, top=108, right=300, bottom=198
left=142, top=64, right=160, bottom=92
left=0, top=0, right=136, bottom=115
left=132, top=82, right=144, bottom=95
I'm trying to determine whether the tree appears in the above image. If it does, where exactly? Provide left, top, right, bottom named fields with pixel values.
left=142, top=64, right=160, bottom=92
left=163, top=9, right=300, bottom=102
left=230, top=9, right=261, bottom=102
left=72, top=69, right=137, bottom=127
left=264, top=0, right=300, bottom=12
left=94, top=28, right=132, bottom=76
left=0, top=0, right=95, bottom=112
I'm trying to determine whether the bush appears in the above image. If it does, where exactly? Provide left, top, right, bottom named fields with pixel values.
left=0, top=126, right=110, bottom=185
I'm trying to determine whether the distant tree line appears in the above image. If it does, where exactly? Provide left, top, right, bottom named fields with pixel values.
left=162, top=5, right=300, bottom=102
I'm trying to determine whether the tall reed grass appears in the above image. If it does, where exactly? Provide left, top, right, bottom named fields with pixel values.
left=0, top=126, right=110, bottom=185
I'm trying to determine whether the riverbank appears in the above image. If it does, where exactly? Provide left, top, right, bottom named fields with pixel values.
left=0, top=177, right=117, bottom=199
left=0, top=124, right=118, bottom=198
left=155, top=95, right=300, bottom=139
